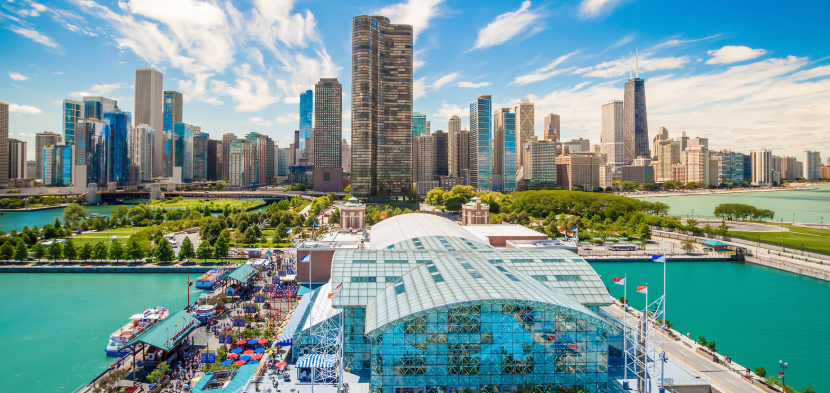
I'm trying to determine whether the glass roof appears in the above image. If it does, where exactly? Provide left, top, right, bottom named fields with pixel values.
left=364, top=254, right=612, bottom=334
left=369, top=214, right=487, bottom=250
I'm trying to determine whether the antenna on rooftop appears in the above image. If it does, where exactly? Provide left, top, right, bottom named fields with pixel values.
left=629, top=51, right=633, bottom=79
left=636, top=47, right=639, bottom=78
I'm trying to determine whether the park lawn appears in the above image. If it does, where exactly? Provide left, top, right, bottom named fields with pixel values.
left=75, top=228, right=144, bottom=237
left=67, top=237, right=117, bottom=248
left=729, top=230, right=830, bottom=254
left=148, top=199, right=266, bottom=211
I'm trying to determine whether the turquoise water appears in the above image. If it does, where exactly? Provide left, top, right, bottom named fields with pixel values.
left=0, top=273, right=205, bottom=392
left=639, top=185, right=830, bottom=223
left=591, top=261, right=830, bottom=392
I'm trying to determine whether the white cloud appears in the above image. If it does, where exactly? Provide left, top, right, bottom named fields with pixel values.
left=706, top=46, right=767, bottom=65
left=532, top=55, right=830, bottom=157
left=513, top=50, right=579, bottom=85
left=276, top=113, right=300, bottom=124
left=213, top=63, right=281, bottom=112
left=610, top=34, right=635, bottom=49
left=8, top=26, right=61, bottom=51
left=414, top=77, right=428, bottom=100
left=283, top=96, right=300, bottom=104
left=248, top=116, right=274, bottom=127
left=457, top=81, right=491, bottom=88
left=432, top=102, right=469, bottom=122
left=473, top=1, right=544, bottom=50
left=652, top=34, right=720, bottom=49
left=69, top=82, right=125, bottom=97
left=578, top=0, right=626, bottom=19
left=573, top=53, right=690, bottom=78
left=55, top=71, right=64, bottom=75
left=374, top=0, right=444, bottom=43
left=7, top=103, right=43, bottom=114
left=9, top=72, right=28, bottom=81
left=413, top=49, right=426, bottom=70
left=432, top=72, right=461, bottom=89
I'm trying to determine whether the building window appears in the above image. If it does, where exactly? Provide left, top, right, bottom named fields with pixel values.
left=554, top=275, right=581, bottom=281
left=350, top=276, right=376, bottom=283
left=324, top=172, right=331, bottom=181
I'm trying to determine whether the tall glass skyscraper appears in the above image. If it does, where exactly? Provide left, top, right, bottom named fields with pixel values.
left=624, top=76, right=649, bottom=162
left=470, top=95, right=492, bottom=190
left=62, top=99, right=83, bottom=147
left=300, top=89, right=313, bottom=130
left=173, top=123, right=193, bottom=182
left=492, top=108, right=516, bottom=192
left=83, top=96, right=117, bottom=121
left=192, top=132, right=209, bottom=181
left=412, top=112, right=427, bottom=137
left=163, top=91, right=183, bottom=178
left=103, top=110, right=131, bottom=185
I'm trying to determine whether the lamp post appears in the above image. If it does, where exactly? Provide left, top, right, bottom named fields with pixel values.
left=779, top=360, right=787, bottom=388
left=821, top=217, right=824, bottom=230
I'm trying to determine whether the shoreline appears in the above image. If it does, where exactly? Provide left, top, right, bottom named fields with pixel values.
left=0, top=203, right=72, bottom=212
left=625, top=186, right=818, bottom=199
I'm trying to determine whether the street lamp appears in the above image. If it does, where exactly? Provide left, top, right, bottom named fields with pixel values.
left=779, top=360, right=787, bottom=387
left=821, top=217, right=824, bottom=230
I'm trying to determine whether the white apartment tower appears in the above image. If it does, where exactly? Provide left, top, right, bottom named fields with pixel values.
left=448, top=115, right=461, bottom=176
left=601, top=100, right=624, bottom=166
left=134, top=68, right=164, bottom=176
left=803, top=150, right=821, bottom=180
left=751, top=149, right=773, bottom=186
left=512, top=99, right=534, bottom=169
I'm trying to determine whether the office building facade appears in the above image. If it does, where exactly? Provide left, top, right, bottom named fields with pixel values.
left=62, top=99, right=83, bottom=146
left=82, top=96, right=117, bottom=121
left=543, top=114, right=560, bottom=142
left=751, top=149, right=773, bottom=186
left=341, top=139, right=351, bottom=175
left=655, top=140, right=681, bottom=182
left=556, top=154, right=600, bottom=191
left=623, top=73, right=649, bottom=161
left=447, top=115, right=461, bottom=176
left=135, top=68, right=164, bottom=176
left=103, top=111, right=131, bottom=185
left=512, top=99, right=534, bottom=168
left=413, top=134, right=436, bottom=195
left=804, top=150, right=821, bottom=180
left=0, top=102, right=7, bottom=187
left=131, top=124, right=154, bottom=182
left=600, top=101, right=624, bottom=165
left=351, top=15, right=413, bottom=199
left=413, top=112, right=427, bottom=137
left=192, top=132, right=209, bottom=181
left=223, top=133, right=237, bottom=181
left=492, top=108, right=516, bottom=192
left=228, top=139, right=252, bottom=190
left=313, top=78, right=343, bottom=192
left=277, top=147, right=290, bottom=178
left=207, top=139, right=222, bottom=181
left=470, top=95, right=492, bottom=190
left=454, top=130, right=470, bottom=185
left=163, top=91, right=183, bottom=177
left=683, top=146, right=710, bottom=185
left=433, top=130, right=448, bottom=179
left=520, top=136, right=557, bottom=189
left=43, top=144, right=73, bottom=186
left=8, top=139, right=26, bottom=179
left=35, top=131, right=62, bottom=181
left=172, top=123, right=193, bottom=182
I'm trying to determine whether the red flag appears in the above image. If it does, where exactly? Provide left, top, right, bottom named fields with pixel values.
left=637, top=286, right=648, bottom=294
left=335, top=282, right=343, bottom=289
left=614, top=277, right=626, bottom=285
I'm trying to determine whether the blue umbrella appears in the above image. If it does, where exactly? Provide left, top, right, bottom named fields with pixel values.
left=250, top=360, right=260, bottom=364
left=247, top=339, right=258, bottom=345
left=240, top=355, right=251, bottom=361
left=254, top=348, right=265, bottom=353
left=221, top=360, right=233, bottom=366
left=231, top=348, right=243, bottom=354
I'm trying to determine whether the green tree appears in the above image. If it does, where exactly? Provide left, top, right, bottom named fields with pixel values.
left=63, top=239, right=77, bottom=261
left=179, top=237, right=195, bottom=260
left=154, top=240, right=175, bottom=263
left=109, top=240, right=125, bottom=262
left=327, top=209, right=340, bottom=224
left=63, top=203, right=88, bottom=227
left=242, top=227, right=258, bottom=245
left=127, top=239, right=146, bottom=262
left=706, top=340, right=717, bottom=352
left=42, top=225, right=58, bottom=240
left=444, top=196, right=465, bottom=211
left=147, top=362, right=170, bottom=384
left=213, top=236, right=229, bottom=262
left=636, top=223, right=652, bottom=240
left=48, top=242, right=62, bottom=262
left=196, top=240, right=212, bottom=262
left=14, top=241, right=28, bottom=261
left=92, top=242, right=109, bottom=262
left=753, top=366, right=767, bottom=378
left=447, top=185, right=474, bottom=201
left=801, top=385, right=816, bottom=393
left=697, top=336, right=708, bottom=346
left=681, top=239, right=696, bottom=254
left=273, top=223, right=286, bottom=244
left=406, top=188, right=419, bottom=203
left=31, top=242, right=46, bottom=262
left=78, top=243, right=92, bottom=262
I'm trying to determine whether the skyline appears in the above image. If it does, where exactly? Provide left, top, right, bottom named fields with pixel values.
left=2, top=0, right=830, bottom=160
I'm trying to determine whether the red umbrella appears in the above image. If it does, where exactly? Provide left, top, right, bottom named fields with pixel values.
left=243, top=350, right=255, bottom=355
left=276, top=362, right=287, bottom=368
left=227, top=353, right=239, bottom=359
left=257, top=339, right=269, bottom=344
left=236, top=340, right=247, bottom=345
left=251, top=354, right=263, bottom=360
left=234, top=361, right=247, bottom=366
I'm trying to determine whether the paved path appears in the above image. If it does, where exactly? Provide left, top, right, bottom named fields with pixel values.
left=602, top=304, right=765, bottom=393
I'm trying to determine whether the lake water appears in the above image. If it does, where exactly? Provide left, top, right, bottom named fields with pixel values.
left=639, top=185, right=830, bottom=223
left=591, top=261, right=830, bottom=392
left=0, top=273, right=204, bottom=392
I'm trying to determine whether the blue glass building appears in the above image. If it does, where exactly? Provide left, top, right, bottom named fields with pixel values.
left=503, top=112, right=517, bottom=192
left=173, top=123, right=194, bottom=182
left=193, top=132, right=209, bottom=182
left=163, top=91, right=183, bottom=178
left=63, top=99, right=83, bottom=147
left=413, top=112, right=427, bottom=137
left=103, top=111, right=131, bottom=185
left=470, top=96, right=492, bottom=190
left=300, top=89, right=313, bottom=130
left=82, top=97, right=117, bottom=121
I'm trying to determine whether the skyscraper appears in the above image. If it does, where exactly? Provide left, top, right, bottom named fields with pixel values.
left=0, top=102, right=8, bottom=187
left=222, top=133, right=236, bottom=181
left=492, top=108, right=516, bottom=192
left=163, top=90, right=183, bottom=177
left=312, top=78, right=343, bottom=192
left=341, top=139, right=351, bottom=174
left=103, top=110, right=131, bottom=185
left=455, top=130, right=470, bottom=185
left=131, top=124, right=154, bottom=181
left=512, top=99, right=534, bottom=169
left=751, top=149, right=772, bottom=186
left=42, top=144, right=73, bottom=186
left=652, top=126, right=669, bottom=161
left=83, top=96, right=117, bottom=121
left=433, top=130, right=448, bottom=178
left=135, top=68, right=164, bottom=176
left=207, top=140, right=221, bottom=181
left=413, top=112, right=427, bottom=137
left=521, top=136, right=557, bottom=188
left=543, top=114, right=560, bottom=142
left=74, top=118, right=107, bottom=186
left=413, top=134, right=435, bottom=195
left=62, top=99, right=83, bottom=146
left=601, top=100, right=624, bottom=165
left=351, top=15, right=413, bottom=199
left=300, top=89, right=313, bottom=130
left=623, top=55, right=649, bottom=162
left=172, top=123, right=192, bottom=182
left=228, top=139, right=252, bottom=189
left=804, top=150, right=821, bottom=180
left=192, top=132, right=209, bottom=181
left=35, top=131, right=62, bottom=181
left=8, top=138, right=26, bottom=179
left=448, top=115, right=461, bottom=176
left=655, top=139, right=681, bottom=182
left=470, top=95, right=492, bottom=190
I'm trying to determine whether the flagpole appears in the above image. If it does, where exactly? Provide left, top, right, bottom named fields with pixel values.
left=663, top=247, right=666, bottom=330
left=645, top=282, right=649, bottom=393
left=623, top=274, right=627, bottom=383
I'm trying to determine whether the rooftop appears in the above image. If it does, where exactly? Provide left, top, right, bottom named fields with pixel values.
left=124, top=310, right=200, bottom=352
left=461, top=224, right=549, bottom=244
left=369, top=213, right=485, bottom=250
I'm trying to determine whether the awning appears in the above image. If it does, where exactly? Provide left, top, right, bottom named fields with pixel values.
left=296, top=354, right=337, bottom=369
left=124, top=310, right=201, bottom=352
left=281, top=275, right=297, bottom=282
left=275, top=290, right=314, bottom=346
left=632, top=241, right=643, bottom=244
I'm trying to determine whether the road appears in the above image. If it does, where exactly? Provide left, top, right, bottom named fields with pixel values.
left=602, top=304, right=763, bottom=393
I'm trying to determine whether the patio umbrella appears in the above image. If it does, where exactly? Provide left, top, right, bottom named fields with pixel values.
left=257, top=339, right=269, bottom=344
left=221, top=360, right=233, bottom=366
left=236, top=340, right=247, bottom=345
left=251, top=354, right=263, bottom=360
left=254, top=348, right=265, bottom=353
left=240, top=355, right=251, bottom=361
left=247, top=339, right=258, bottom=345
left=234, top=361, right=247, bottom=366
left=243, top=350, right=255, bottom=355
left=250, top=360, right=260, bottom=364
left=231, top=348, right=243, bottom=354
left=276, top=362, right=287, bottom=368
left=227, top=353, right=239, bottom=359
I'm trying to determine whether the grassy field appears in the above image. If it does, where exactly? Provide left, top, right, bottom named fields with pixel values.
left=149, top=199, right=266, bottom=211
left=75, top=228, right=144, bottom=237
left=730, top=223, right=830, bottom=254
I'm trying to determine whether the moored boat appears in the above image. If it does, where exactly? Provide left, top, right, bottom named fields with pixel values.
left=105, top=307, right=169, bottom=357
left=195, top=268, right=224, bottom=289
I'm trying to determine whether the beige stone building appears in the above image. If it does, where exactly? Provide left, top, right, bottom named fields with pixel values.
left=339, top=197, right=366, bottom=229
left=555, top=154, right=600, bottom=191
left=462, top=197, right=489, bottom=226
left=655, top=139, right=681, bottom=182
left=682, top=146, right=710, bottom=185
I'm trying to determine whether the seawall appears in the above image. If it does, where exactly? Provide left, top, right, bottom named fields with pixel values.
left=0, top=265, right=216, bottom=273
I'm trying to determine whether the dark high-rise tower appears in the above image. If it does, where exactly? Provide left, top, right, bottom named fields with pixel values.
left=351, top=15, right=413, bottom=199
left=623, top=51, right=649, bottom=162
left=313, top=78, right=343, bottom=192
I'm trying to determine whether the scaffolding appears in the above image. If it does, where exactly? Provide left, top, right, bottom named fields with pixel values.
left=306, top=299, right=344, bottom=392
left=625, top=295, right=664, bottom=393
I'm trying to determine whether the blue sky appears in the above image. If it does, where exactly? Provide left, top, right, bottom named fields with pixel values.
left=2, top=0, right=830, bottom=160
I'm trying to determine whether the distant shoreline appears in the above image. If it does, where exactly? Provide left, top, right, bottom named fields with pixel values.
left=624, top=186, right=819, bottom=199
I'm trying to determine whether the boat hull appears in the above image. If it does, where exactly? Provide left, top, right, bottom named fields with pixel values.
left=106, top=348, right=130, bottom=357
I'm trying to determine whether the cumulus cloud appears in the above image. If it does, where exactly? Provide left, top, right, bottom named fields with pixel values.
left=573, top=53, right=689, bottom=78
left=432, top=72, right=461, bottom=89
left=513, top=50, right=579, bottom=85
left=69, top=83, right=126, bottom=97
left=248, top=116, right=274, bottom=127
left=578, top=0, right=626, bottom=19
left=457, top=81, right=491, bottom=88
left=374, top=0, right=444, bottom=43
left=9, top=72, right=28, bottom=81
left=532, top=55, right=830, bottom=157
left=432, top=102, right=469, bottom=122
left=706, top=46, right=767, bottom=65
left=8, top=26, right=61, bottom=51
left=414, top=77, right=428, bottom=100
left=276, top=113, right=300, bottom=124
left=473, top=1, right=544, bottom=50
left=7, top=103, right=43, bottom=114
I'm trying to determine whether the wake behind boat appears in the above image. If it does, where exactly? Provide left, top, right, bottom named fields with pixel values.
left=105, top=307, right=169, bottom=357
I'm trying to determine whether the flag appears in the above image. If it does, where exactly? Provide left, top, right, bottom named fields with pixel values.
left=637, top=286, right=648, bottom=294
left=614, top=277, right=626, bottom=286
left=567, top=232, right=573, bottom=236
left=652, top=255, right=666, bottom=263
left=778, top=370, right=784, bottom=378
left=571, top=227, right=578, bottom=231
left=301, top=254, right=310, bottom=263
left=327, top=292, right=340, bottom=299
left=559, top=230, right=566, bottom=234
left=501, top=221, right=509, bottom=224
left=380, top=213, right=387, bottom=220
left=335, top=282, right=343, bottom=289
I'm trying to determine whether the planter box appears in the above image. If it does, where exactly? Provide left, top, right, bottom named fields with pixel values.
left=750, top=379, right=781, bottom=393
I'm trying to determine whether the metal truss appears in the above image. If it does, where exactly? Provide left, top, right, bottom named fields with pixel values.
left=624, top=296, right=664, bottom=393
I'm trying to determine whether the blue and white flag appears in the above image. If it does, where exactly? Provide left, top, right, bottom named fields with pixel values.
left=571, top=227, right=578, bottom=231
left=652, top=255, right=666, bottom=263
left=286, top=228, right=292, bottom=233
left=301, top=254, right=310, bottom=263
